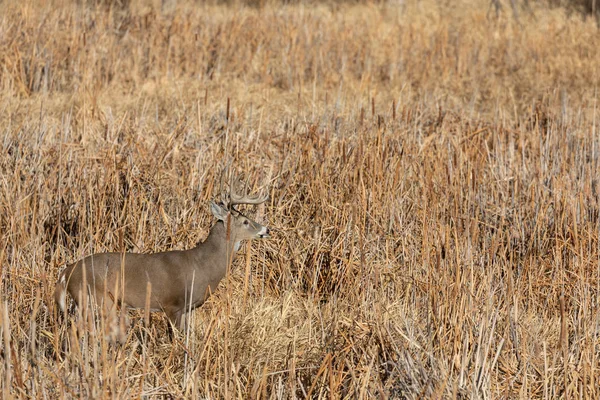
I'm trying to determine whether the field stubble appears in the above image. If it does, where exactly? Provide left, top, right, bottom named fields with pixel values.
left=0, top=0, right=600, bottom=398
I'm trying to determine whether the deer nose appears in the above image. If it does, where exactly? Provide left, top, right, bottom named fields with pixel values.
left=259, top=227, right=271, bottom=238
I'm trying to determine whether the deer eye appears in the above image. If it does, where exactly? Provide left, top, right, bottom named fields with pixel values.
left=243, top=220, right=249, bottom=226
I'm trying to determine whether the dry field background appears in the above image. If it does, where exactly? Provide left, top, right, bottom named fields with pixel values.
left=1, top=0, right=600, bottom=398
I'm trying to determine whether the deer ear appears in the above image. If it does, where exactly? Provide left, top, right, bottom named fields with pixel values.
left=210, top=201, right=229, bottom=221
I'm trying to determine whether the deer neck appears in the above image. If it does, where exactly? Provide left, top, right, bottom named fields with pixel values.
left=199, top=220, right=240, bottom=264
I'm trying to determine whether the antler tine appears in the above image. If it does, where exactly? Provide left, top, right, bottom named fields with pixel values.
left=229, top=179, right=269, bottom=207
left=230, top=191, right=269, bottom=206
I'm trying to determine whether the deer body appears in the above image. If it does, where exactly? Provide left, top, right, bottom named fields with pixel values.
left=55, top=197, right=269, bottom=332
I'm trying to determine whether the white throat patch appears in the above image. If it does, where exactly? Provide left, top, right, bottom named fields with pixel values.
left=234, top=241, right=242, bottom=252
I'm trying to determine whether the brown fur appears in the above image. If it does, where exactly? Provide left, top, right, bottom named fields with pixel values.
left=54, top=202, right=269, bottom=331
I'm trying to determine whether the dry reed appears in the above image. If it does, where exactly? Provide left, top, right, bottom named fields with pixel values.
left=0, top=0, right=599, bottom=398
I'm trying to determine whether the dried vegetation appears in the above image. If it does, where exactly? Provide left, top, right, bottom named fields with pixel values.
left=1, top=0, right=600, bottom=398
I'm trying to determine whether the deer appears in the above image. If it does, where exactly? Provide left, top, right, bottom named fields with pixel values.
left=54, top=185, right=270, bottom=337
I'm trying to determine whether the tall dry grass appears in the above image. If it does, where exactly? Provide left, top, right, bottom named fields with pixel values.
left=1, top=0, right=600, bottom=398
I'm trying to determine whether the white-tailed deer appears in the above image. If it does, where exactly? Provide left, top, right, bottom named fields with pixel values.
left=54, top=185, right=270, bottom=335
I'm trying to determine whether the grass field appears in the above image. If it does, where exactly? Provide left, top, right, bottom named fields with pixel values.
left=1, top=0, right=600, bottom=398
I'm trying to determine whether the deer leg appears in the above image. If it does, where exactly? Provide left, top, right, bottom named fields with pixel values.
left=98, top=293, right=129, bottom=344
left=165, top=308, right=183, bottom=340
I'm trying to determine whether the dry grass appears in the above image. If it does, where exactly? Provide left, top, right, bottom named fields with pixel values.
left=1, top=0, right=600, bottom=398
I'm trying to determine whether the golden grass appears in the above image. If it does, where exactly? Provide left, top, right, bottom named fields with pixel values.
left=1, top=0, right=600, bottom=397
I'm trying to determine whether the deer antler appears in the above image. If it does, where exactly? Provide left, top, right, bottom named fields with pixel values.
left=226, top=178, right=269, bottom=209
